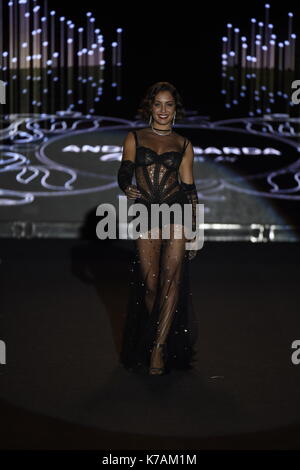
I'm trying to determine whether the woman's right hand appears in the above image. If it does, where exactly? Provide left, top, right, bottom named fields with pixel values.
left=125, top=184, right=141, bottom=200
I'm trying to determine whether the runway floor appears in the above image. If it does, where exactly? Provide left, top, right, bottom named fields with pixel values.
left=0, top=237, right=300, bottom=450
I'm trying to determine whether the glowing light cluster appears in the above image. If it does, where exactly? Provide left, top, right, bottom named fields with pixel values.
left=0, top=0, right=123, bottom=115
left=221, top=3, right=297, bottom=116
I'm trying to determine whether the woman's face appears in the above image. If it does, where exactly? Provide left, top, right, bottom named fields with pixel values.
left=150, top=91, right=176, bottom=127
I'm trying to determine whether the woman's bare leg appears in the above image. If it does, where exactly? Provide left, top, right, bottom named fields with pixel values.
left=135, top=226, right=162, bottom=316
left=151, top=223, right=187, bottom=372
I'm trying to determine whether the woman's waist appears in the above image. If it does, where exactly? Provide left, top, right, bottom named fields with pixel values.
left=134, top=188, right=189, bottom=205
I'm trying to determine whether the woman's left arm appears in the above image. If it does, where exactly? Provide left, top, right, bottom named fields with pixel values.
left=179, top=140, right=199, bottom=232
left=179, top=140, right=199, bottom=260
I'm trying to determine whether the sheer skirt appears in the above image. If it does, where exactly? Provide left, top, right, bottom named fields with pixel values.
left=119, top=222, right=199, bottom=375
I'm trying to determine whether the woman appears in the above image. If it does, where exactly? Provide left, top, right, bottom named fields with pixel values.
left=117, top=81, right=199, bottom=376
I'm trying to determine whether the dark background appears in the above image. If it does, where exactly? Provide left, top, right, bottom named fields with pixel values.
left=48, top=0, right=300, bottom=120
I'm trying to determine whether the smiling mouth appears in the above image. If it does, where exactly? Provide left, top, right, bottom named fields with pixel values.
left=158, top=115, right=168, bottom=119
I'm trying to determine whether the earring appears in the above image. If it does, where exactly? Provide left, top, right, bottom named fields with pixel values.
left=149, top=114, right=152, bottom=126
left=172, top=112, right=176, bottom=126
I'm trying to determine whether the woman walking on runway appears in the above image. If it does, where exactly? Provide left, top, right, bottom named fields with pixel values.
left=117, top=81, right=199, bottom=376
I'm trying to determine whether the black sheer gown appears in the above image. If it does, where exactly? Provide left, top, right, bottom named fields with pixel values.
left=117, top=127, right=199, bottom=375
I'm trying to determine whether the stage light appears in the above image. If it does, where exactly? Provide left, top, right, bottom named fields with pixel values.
left=0, top=1, right=123, bottom=114
left=221, top=3, right=298, bottom=115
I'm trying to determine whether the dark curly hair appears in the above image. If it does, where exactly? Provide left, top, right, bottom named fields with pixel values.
left=136, top=81, right=186, bottom=123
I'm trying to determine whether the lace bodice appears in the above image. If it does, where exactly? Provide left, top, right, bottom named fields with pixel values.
left=132, top=128, right=189, bottom=204
left=117, top=127, right=199, bottom=242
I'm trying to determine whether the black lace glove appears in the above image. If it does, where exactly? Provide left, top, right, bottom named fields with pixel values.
left=181, top=181, right=199, bottom=261
left=117, top=160, right=135, bottom=193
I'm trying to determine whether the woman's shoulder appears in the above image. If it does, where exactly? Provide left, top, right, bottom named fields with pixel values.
left=174, top=131, right=191, bottom=148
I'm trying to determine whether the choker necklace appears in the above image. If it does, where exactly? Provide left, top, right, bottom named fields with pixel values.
left=150, top=125, right=172, bottom=136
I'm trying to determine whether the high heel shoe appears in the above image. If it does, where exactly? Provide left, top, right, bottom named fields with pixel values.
left=149, top=342, right=167, bottom=375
